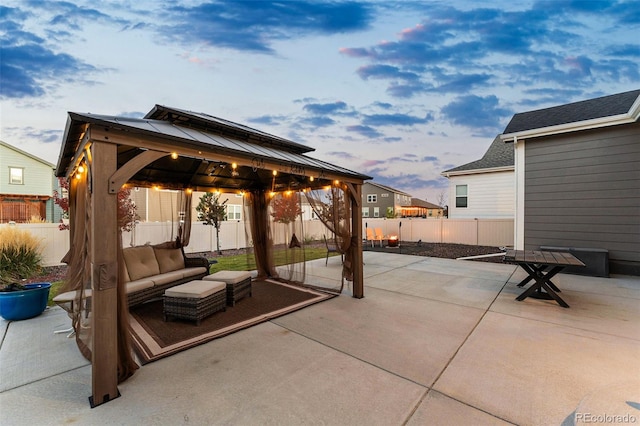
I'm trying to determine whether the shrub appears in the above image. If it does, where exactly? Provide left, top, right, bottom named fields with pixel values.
left=27, top=215, right=47, bottom=223
left=0, top=227, right=44, bottom=287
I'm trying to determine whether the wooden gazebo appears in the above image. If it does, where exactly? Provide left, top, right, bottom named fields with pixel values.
left=55, top=105, right=370, bottom=406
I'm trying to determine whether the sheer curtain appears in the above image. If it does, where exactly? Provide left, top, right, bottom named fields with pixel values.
left=243, top=190, right=277, bottom=279
left=305, top=184, right=354, bottom=291
left=269, top=191, right=306, bottom=283
left=152, top=189, right=192, bottom=248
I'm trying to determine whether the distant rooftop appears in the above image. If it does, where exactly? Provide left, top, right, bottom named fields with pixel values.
left=364, top=181, right=412, bottom=197
left=442, top=135, right=513, bottom=176
left=410, top=198, right=442, bottom=209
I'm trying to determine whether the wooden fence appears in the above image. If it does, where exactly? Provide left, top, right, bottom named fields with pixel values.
left=3, top=218, right=513, bottom=266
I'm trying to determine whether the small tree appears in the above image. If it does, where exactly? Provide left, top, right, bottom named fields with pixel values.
left=53, top=178, right=70, bottom=230
left=196, top=192, right=227, bottom=255
left=436, top=190, right=447, bottom=218
left=270, top=192, right=303, bottom=248
left=385, top=207, right=395, bottom=218
left=117, top=187, right=140, bottom=232
left=270, top=193, right=303, bottom=225
left=53, top=178, right=139, bottom=231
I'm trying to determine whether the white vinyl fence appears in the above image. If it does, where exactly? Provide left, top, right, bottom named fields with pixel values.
left=4, top=218, right=513, bottom=266
left=363, top=218, right=514, bottom=248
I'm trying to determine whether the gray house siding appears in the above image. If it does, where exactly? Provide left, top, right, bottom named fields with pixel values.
left=523, top=122, right=640, bottom=274
left=361, top=182, right=410, bottom=218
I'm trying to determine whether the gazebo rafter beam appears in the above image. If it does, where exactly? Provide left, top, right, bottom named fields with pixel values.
left=107, top=149, right=167, bottom=193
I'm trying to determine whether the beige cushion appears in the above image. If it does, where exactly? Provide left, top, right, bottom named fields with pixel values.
left=154, top=247, right=185, bottom=274
left=151, top=271, right=184, bottom=286
left=204, top=270, right=251, bottom=284
left=125, top=279, right=155, bottom=294
left=183, top=267, right=208, bottom=278
left=165, top=280, right=225, bottom=299
left=123, top=246, right=160, bottom=281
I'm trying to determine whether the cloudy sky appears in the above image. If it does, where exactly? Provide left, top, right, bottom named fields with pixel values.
left=2, top=0, right=638, bottom=204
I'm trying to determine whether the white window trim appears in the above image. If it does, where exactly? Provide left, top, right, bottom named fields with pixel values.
left=455, top=184, right=468, bottom=208
left=9, top=167, right=24, bottom=185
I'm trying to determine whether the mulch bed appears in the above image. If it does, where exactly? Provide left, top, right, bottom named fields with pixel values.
left=364, top=242, right=505, bottom=263
left=29, top=243, right=505, bottom=283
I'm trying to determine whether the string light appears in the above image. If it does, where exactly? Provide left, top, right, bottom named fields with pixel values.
left=309, top=176, right=314, bottom=182
left=271, top=169, right=278, bottom=192
left=78, top=165, right=85, bottom=173
left=170, top=152, right=178, bottom=160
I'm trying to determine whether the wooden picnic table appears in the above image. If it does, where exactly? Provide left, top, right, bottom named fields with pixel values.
left=503, top=249, right=585, bottom=308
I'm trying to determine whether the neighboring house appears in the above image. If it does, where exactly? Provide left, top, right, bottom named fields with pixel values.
left=130, top=189, right=316, bottom=222
left=129, top=188, right=245, bottom=222
left=441, top=135, right=514, bottom=219
left=399, top=198, right=444, bottom=218
left=0, top=140, right=59, bottom=223
left=501, top=89, right=640, bottom=275
left=361, top=182, right=412, bottom=218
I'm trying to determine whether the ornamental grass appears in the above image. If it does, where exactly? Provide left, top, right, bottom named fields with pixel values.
left=0, top=227, right=44, bottom=287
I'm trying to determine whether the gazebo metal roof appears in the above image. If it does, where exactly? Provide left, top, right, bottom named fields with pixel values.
left=56, top=108, right=371, bottom=192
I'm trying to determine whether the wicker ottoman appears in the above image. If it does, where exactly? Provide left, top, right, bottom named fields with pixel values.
left=204, top=271, right=252, bottom=307
left=163, top=280, right=226, bottom=325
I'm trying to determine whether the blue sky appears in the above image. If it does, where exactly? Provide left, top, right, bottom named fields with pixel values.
left=1, top=0, right=638, bottom=204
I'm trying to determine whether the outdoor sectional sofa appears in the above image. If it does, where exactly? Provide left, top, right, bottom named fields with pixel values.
left=123, top=244, right=210, bottom=307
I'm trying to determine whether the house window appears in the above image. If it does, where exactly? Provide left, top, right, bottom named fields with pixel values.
left=456, top=185, right=468, bottom=208
left=367, top=194, right=377, bottom=203
left=381, top=193, right=389, bottom=198
left=362, top=207, right=369, bottom=217
left=9, top=167, right=23, bottom=185
left=225, top=205, right=242, bottom=220
left=373, top=207, right=380, bottom=217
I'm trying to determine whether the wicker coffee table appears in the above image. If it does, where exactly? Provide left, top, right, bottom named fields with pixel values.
left=163, top=280, right=226, bottom=325
left=203, top=271, right=252, bottom=307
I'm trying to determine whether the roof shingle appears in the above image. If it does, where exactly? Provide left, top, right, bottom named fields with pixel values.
left=503, top=89, right=640, bottom=135
left=442, top=135, right=513, bottom=174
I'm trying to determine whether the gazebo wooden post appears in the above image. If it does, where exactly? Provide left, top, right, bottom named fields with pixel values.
left=89, top=141, right=120, bottom=406
left=350, top=183, right=364, bottom=298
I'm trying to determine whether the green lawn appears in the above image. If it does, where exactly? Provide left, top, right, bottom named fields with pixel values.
left=208, top=247, right=336, bottom=273
left=48, top=281, right=65, bottom=306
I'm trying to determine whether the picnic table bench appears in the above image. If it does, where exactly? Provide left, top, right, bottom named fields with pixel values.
left=503, top=249, right=585, bottom=308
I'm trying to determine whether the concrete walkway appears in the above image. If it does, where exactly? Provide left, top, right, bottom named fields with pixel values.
left=1, top=252, right=639, bottom=425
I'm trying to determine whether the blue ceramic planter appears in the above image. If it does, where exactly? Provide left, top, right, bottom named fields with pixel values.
left=0, top=283, right=52, bottom=321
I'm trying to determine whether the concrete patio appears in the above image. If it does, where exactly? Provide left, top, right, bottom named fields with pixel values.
left=1, top=252, right=639, bottom=425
